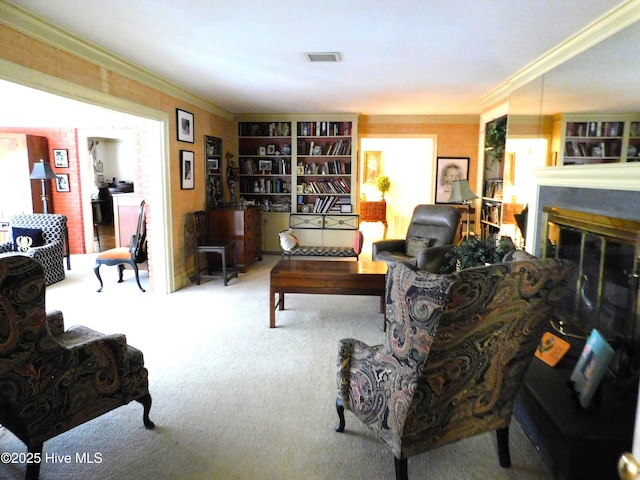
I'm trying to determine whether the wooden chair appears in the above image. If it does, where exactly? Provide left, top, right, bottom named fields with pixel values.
left=94, top=200, right=147, bottom=292
left=193, top=210, right=238, bottom=286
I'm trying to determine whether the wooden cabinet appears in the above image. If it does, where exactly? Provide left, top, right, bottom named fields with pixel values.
left=209, top=206, right=262, bottom=272
left=552, top=113, right=640, bottom=166
left=360, top=201, right=388, bottom=238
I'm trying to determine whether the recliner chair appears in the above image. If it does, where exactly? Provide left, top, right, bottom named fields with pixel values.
left=372, top=204, right=460, bottom=272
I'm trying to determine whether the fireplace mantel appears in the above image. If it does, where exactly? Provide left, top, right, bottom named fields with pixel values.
left=529, top=163, right=640, bottom=251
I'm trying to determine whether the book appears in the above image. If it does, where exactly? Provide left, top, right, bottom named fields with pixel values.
left=535, top=332, right=570, bottom=367
left=569, top=329, right=615, bottom=408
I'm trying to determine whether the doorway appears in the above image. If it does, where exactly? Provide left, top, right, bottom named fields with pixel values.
left=359, top=136, right=437, bottom=255
left=0, top=78, right=172, bottom=293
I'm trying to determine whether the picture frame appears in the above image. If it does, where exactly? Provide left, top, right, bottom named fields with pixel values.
left=53, top=149, right=69, bottom=168
left=363, top=151, right=381, bottom=184
left=569, top=329, right=615, bottom=408
left=266, top=144, right=276, bottom=155
left=435, top=157, right=470, bottom=203
left=259, top=160, right=272, bottom=171
left=180, top=150, right=195, bottom=190
left=95, top=160, right=103, bottom=173
left=258, top=146, right=267, bottom=156
left=55, top=174, right=70, bottom=192
left=176, top=108, right=194, bottom=143
left=207, top=158, right=219, bottom=171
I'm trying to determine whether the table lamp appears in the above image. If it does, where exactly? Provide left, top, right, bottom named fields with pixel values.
left=448, top=179, right=478, bottom=239
left=29, top=159, right=58, bottom=214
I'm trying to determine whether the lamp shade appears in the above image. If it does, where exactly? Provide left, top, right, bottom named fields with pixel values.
left=448, top=179, right=477, bottom=203
left=29, top=160, right=58, bottom=180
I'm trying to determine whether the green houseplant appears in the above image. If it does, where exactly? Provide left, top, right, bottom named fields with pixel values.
left=445, top=236, right=515, bottom=271
left=376, top=175, right=391, bottom=200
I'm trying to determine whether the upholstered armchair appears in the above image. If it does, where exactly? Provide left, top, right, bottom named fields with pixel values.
left=0, top=255, right=154, bottom=480
left=0, top=213, right=68, bottom=286
left=372, top=205, right=460, bottom=273
left=336, top=255, right=572, bottom=480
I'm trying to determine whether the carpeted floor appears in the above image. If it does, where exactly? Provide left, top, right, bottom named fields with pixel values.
left=0, top=254, right=553, bottom=479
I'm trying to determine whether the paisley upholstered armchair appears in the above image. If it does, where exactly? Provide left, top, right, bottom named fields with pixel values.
left=0, top=255, right=154, bottom=480
left=336, top=255, right=572, bottom=480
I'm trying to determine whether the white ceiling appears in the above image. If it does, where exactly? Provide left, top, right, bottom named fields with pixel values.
left=2, top=0, right=626, bottom=118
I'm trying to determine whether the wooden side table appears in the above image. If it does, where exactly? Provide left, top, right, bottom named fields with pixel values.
left=360, top=201, right=388, bottom=239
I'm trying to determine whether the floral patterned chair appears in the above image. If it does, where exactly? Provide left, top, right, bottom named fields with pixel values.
left=0, top=213, right=68, bottom=286
left=0, top=255, right=154, bottom=480
left=336, top=255, right=572, bottom=480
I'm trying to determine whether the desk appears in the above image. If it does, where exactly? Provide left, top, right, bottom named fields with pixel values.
left=360, top=201, right=387, bottom=238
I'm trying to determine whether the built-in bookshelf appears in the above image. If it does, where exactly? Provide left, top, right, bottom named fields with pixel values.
left=480, top=114, right=508, bottom=241
left=552, top=114, right=640, bottom=165
left=204, top=135, right=223, bottom=209
left=480, top=178, right=503, bottom=238
left=237, top=121, right=292, bottom=213
left=296, top=121, right=353, bottom=214
left=235, top=115, right=358, bottom=252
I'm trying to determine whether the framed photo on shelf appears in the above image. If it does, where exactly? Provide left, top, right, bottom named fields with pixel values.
left=180, top=150, right=195, bottom=190
left=434, top=157, right=469, bottom=204
left=55, top=174, right=70, bottom=192
left=176, top=108, right=194, bottom=143
left=53, top=149, right=69, bottom=168
left=258, top=146, right=267, bottom=156
left=207, top=158, right=219, bottom=171
left=267, top=144, right=276, bottom=155
left=363, top=151, right=381, bottom=184
left=259, top=160, right=272, bottom=171
left=569, top=329, right=615, bottom=408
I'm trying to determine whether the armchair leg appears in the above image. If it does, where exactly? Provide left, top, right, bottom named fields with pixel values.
left=496, top=426, right=511, bottom=468
left=394, top=457, right=408, bottom=480
left=136, top=393, right=155, bottom=430
left=26, top=444, right=42, bottom=480
left=335, top=397, right=345, bottom=433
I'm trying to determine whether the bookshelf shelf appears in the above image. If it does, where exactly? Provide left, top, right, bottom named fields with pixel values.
left=553, top=114, right=640, bottom=166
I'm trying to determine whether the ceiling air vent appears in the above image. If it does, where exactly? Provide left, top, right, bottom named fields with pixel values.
left=305, top=52, right=341, bottom=62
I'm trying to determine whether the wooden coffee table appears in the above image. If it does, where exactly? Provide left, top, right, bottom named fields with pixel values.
left=269, top=259, right=388, bottom=328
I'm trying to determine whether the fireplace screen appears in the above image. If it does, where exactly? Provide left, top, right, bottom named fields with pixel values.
left=542, top=207, right=640, bottom=369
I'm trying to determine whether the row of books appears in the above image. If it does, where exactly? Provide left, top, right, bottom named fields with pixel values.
left=301, top=196, right=349, bottom=214
left=299, top=178, right=351, bottom=194
left=565, top=121, right=624, bottom=138
left=565, top=140, right=621, bottom=157
left=298, top=160, right=351, bottom=175
left=297, top=121, right=352, bottom=137
left=239, top=179, right=290, bottom=194
left=298, top=139, right=352, bottom=156
left=239, top=157, right=291, bottom=175
left=238, top=122, right=292, bottom=137
left=483, top=179, right=503, bottom=199
left=481, top=204, right=501, bottom=225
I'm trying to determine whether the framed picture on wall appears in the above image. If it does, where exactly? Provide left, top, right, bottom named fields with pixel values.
left=53, top=149, right=69, bottom=168
left=434, top=157, right=469, bottom=203
left=55, top=174, right=70, bottom=192
left=363, top=151, right=381, bottom=184
left=180, top=150, right=195, bottom=189
left=176, top=108, right=194, bottom=143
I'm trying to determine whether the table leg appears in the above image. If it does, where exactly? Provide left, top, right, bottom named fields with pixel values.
left=279, top=292, right=285, bottom=311
left=270, top=287, right=276, bottom=328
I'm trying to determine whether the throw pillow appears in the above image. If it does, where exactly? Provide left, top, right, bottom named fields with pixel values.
left=12, top=227, right=44, bottom=252
left=405, top=236, right=432, bottom=257
left=353, top=230, right=364, bottom=254
left=279, top=228, right=299, bottom=251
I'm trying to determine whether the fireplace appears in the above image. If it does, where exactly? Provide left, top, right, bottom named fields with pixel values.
left=540, top=206, right=640, bottom=373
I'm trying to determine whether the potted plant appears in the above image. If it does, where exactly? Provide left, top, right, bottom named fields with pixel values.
left=376, top=175, right=391, bottom=200
left=444, top=236, right=515, bottom=271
